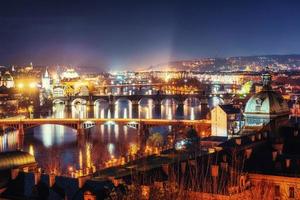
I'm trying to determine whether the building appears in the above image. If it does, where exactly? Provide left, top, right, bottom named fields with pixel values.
left=211, top=104, right=242, bottom=137
left=243, top=69, right=290, bottom=134
left=53, top=85, right=64, bottom=98
left=61, top=68, right=80, bottom=80
left=0, top=151, right=37, bottom=190
left=0, top=71, right=14, bottom=88
left=41, top=68, right=51, bottom=91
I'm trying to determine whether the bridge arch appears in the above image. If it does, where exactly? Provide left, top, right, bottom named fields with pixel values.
left=114, top=97, right=132, bottom=105
left=138, top=97, right=155, bottom=106
left=94, top=98, right=108, bottom=106
left=71, top=98, right=87, bottom=106
left=161, top=97, right=178, bottom=105
left=184, top=97, right=201, bottom=107
left=53, top=99, right=65, bottom=104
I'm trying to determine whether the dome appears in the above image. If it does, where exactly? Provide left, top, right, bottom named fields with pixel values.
left=244, top=69, right=289, bottom=128
left=244, top=90, right=289, bottom=116
left=0, top=151, right=36, bottom=170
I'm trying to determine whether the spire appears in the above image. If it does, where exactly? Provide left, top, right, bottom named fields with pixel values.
left=262, top=66, right=272, bottom=90
left=44, top=68, right=49, bottom=78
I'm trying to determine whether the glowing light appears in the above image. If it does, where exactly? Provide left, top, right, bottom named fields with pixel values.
left=108, top=143, right=115, bottom=157
left=79, top=150, right=83, bottom=169
left=124, top=108, right=128, bottom=119
left=239, top=81, right=253, bottom=95
left=129, top=143, right=139, bottom=155
left=29, top=82, right=36, bottom=88
left=190, top=107, right=195, bottom=120
left=167, top=107, right=172, bottom=120
left=86, top=143, right=91, bottom=169
left=29, top=144, right=34, bottom=156
left=17, top=83, right=24, bottom=89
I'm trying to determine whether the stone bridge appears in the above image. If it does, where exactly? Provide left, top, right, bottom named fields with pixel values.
left=52, top=93, right=232, bottom=117
left=0, top=118, right=211, bottom=136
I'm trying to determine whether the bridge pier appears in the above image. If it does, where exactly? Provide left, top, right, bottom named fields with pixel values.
left=200, top=102, right=209, bottom=119
left=175, top=101, right=185, bottom=118
left=108, top=103, right=115, bottom=118
left=154, top=100, right=161, bottom=118
left=77, top=121, right=84, bottom=135
left=132, top=100, right=139, bottom=118
left=18, top=123, right=24, bottom=135
left=138, top=123, right=150, bottom=151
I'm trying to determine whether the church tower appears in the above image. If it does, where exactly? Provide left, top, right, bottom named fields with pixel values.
left=42, top=68, right=51, bottom=91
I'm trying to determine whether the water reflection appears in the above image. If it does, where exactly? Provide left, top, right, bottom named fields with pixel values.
left=0, top=98, right=208, bottom=175
left=52, top=97, right=206, bottom=120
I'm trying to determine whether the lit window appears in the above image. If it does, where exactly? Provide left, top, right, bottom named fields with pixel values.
left=274, top=185, right=280, bottom=197
left=289, top=187, right=295, bottom=198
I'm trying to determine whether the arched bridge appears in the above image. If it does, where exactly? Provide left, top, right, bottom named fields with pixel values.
left=53, top=93, right=233, bottom=106
left=0, top=118, right=211, bottom=136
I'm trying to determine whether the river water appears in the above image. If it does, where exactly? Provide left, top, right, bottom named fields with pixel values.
left=0, top=97, right=221, bottom=175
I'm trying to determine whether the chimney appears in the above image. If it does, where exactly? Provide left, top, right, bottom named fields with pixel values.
left=11, top=168, right=19, bottom=180
left=211, top=165, right=219, bottom=177
left=235, top=138, right=242, bottom=145
left=245, top=148, right=252, bottom=159
left=34, top=172, right=41, bottom=185
left=285, top=159, right=291, bottom=168
left=162, top=164, right=169, bottom=176
left=211, top=165, right=219, bottom=195
left=49, top=174, right=55, bottom=187
left=257, top=133, right=261, bottom=140
left=272, top=151, right=278, bottom=161
left=250, top=135, right=255, bottom=142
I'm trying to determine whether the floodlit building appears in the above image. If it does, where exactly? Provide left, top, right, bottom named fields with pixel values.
left=53, top=85, right=64, bottom=97
left=61, top=68, right=79, bottom=80
left=0, top=71, right=15, bottom=88
left=211, top=104, right=242, bottom=137
left=243, top=69, right=289, bottom=135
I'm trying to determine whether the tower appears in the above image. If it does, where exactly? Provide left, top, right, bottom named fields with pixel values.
left=42, top=68, right=51, bottom=91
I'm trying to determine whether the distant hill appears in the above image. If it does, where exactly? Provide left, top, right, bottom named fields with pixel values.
left=145, top=54, right=300, bottom=72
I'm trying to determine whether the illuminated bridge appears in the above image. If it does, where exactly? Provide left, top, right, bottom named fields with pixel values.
left=52, top=93, right=233, bottom=118
left=0, top=118, right=211, bottom=136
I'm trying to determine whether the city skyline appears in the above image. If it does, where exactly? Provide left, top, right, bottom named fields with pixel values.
left=1, top=0, right=300, bottom=70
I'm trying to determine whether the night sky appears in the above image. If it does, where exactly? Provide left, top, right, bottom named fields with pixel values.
left=1, top=0, right=300, bottom=70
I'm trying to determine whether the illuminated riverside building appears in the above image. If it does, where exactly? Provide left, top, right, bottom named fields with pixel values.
left=194, top=72, right=260, bottom=85
left=0, top=71, right=15, bottom=88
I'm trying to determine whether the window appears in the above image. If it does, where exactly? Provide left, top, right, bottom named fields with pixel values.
left=255, top=105, right=261, bottom=111
left=289, top=187, right=295, bottom=198
left=274, top=185, right=280, bottom=197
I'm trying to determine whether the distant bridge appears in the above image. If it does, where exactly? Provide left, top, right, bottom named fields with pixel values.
left=0, top=118, right=211, bottom=135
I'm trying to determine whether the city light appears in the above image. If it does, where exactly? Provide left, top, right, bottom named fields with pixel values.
left=17, top=82, right=24, bottom=89
left=0, top=1, right=299, bottom=199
